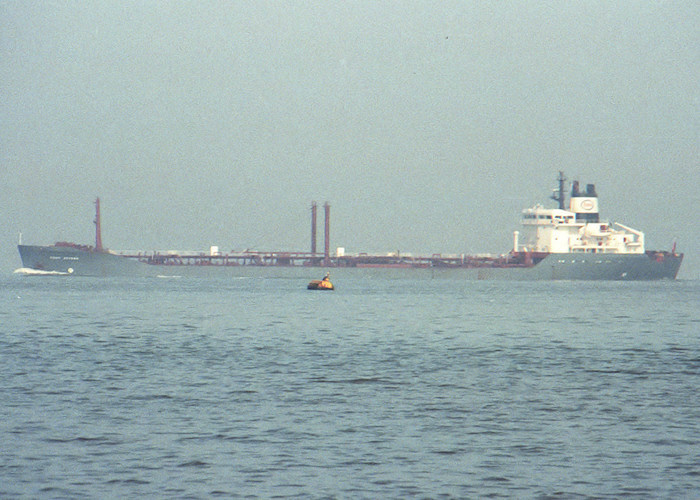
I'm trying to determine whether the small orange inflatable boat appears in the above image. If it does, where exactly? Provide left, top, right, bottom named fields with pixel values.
left=308, top=273, right=334, bottom=290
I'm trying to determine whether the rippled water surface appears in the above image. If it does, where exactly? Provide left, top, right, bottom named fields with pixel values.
left=1, top=274, right=699, bottom=498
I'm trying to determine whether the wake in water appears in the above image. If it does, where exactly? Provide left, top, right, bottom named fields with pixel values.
left=13, top=268, right=71, bottom=276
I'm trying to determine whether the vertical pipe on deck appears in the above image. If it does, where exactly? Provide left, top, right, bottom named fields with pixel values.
left=311, top=201, right=317, bottom=255
left=324, top=202, right=330, bottom=265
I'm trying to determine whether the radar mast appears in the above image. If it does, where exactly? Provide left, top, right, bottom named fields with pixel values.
left=550, top=171, right=567, bottom=210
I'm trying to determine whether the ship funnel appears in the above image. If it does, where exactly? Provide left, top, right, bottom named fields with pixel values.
left=571, top=180, right=580, bottom=197
left=569, top=180, right=599, bottom=222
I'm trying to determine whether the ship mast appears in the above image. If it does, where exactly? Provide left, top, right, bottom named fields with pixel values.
left=94, top=197, right=103, bottom=252
left=550, top=171, right=567, bottom=209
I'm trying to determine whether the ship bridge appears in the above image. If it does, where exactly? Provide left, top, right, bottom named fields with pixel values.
left=514, top=181, right=645, bottom=255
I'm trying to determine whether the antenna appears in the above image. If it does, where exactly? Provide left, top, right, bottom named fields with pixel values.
left=550, top=171, right=567, bottom=209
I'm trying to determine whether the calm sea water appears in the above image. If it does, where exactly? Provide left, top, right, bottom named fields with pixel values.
left=1, top=273, right=698, bottom=499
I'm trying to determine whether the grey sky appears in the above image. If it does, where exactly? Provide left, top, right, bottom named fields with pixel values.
left=2, top=1, right=698, bottom=277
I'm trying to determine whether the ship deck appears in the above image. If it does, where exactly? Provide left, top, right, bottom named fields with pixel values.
left=119, top=250, right=539, bottom=269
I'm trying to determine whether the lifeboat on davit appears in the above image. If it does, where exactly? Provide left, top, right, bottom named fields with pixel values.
left=308, top=273, right=334, bottom=290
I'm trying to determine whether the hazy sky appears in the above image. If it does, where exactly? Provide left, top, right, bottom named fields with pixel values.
left=2, top=1, right=698, bottom=277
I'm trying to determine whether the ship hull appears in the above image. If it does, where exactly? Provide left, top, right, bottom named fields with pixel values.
left=475, top=252, right=683, bottom=280
left=17, top=245, right=682, bottom=280
left=18, top=245, right=151, bottom=276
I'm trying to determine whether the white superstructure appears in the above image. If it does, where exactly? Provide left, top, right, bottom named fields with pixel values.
left=515, top=179, right=644, bottom=254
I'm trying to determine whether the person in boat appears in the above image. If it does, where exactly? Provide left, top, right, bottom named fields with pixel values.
left=308, top=271, right=333, bottom=290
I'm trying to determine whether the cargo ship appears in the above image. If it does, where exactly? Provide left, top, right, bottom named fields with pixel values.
left=16, top=174, right=683, bottom=279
